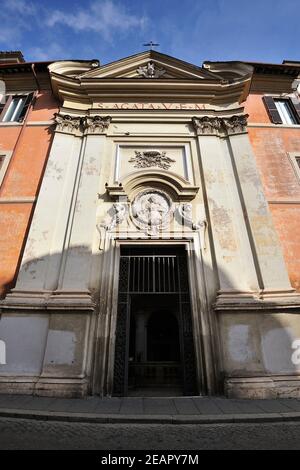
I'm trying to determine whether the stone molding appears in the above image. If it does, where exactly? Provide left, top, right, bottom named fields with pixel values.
left=0, top=290, right=95, bottom=312
left=54, top=113, right=112, bottom=136
left=192, top=114, right=249, bottom=136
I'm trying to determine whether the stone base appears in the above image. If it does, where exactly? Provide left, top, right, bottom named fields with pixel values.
left=0, top=376, right=89, bottom=398
left=225, top=375, right=300, bottom=399
left=215, top=289, right=300, bottom=310
left=0, top=376, right=38, bottom=396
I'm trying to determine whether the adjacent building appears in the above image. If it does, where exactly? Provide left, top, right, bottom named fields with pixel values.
left=0, top=51, right=58, bottom=298
left=0, top=50, right=300, bottom=399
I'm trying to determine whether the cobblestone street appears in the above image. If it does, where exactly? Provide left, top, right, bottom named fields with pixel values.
left=1, top=417, right=300, bottom=450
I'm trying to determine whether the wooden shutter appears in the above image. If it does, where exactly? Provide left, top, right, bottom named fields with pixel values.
left=289, top=96, right=300, bottom=123
left=18, top=92, right=34, bottom=122
left=262, top=96, right=282, bottom=124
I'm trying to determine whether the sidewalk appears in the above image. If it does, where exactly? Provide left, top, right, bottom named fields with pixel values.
left=1, top=394, right=300, bottom=424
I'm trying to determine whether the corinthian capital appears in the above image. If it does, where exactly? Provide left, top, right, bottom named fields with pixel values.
left=192, top=116, right=222, bottom=136
left=54, top=113, right=82, bottom=135
left=84, top=115, right=112, bottom=134
left=222, top=114, right=249, bottom=134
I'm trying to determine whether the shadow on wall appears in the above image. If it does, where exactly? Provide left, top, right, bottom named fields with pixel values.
left=0, top=123, right=55, bottom=300
left=0, top=244, right=299, bottom=397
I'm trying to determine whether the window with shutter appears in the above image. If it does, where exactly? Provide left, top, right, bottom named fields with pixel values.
left=263, top=95, right=300, bottom=125
left=274, top=99, right=298, bottom=125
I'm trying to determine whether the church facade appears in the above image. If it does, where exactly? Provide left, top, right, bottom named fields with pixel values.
left=1, top=51, right=300, bottom=398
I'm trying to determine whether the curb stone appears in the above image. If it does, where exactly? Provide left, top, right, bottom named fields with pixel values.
left=1, top=408, right=300, bottom=424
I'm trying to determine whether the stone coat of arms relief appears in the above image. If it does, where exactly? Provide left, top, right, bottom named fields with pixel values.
left=131, top=190, right=174, bottom=235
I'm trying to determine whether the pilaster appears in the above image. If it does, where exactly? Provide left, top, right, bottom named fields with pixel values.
left=193, top=116, right=259, bottom=300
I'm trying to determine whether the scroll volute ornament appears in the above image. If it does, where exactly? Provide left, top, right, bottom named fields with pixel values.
left=192, top=116, right=222, bottom=136
left=54, top=113, right=81, bottom=134
left=84, top=115, right=112, bottom=134
left=222, top=114, right=249, bottom=134
left=192, top=114, right=249, bottom=136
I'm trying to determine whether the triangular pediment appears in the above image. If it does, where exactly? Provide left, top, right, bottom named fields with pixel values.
left=79, top=51, right=220, bottom=80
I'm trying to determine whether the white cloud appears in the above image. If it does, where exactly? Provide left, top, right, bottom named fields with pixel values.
left=2, top=0, right=37, bottom=16
left=0, top=0, right=38, bottom=48
left=46, top=0, right=147, bottom=40
left=27, top=43, right=68, bottom=61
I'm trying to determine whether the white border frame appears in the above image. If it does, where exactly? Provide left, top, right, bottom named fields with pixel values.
left=113, top=142, right=194, bottom=184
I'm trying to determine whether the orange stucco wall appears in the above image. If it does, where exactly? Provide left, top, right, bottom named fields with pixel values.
left=245, top=93, right=300, bottom=291
left=0, top=91, right=58, bottom=297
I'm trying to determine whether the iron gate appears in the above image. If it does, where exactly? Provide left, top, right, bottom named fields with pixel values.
left=113, top=249, right=198, bottom=396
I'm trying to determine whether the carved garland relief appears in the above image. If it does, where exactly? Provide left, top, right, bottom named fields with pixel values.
left=129, top=150, right=175, bottom=170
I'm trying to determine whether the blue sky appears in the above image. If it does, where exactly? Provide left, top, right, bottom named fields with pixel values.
left=1, top=0, right=299, bottom=66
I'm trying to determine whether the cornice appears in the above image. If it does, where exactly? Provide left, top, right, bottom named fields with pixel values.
left=49, top=55, right=253, bottom=107
left=51, top=78, right=249, bottom=106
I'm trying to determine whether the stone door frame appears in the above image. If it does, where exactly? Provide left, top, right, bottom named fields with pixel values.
left=91, top=233, right=220, bottom=397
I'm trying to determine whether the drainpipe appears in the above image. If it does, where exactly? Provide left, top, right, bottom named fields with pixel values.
left=31, top=63, right=40, bottom=92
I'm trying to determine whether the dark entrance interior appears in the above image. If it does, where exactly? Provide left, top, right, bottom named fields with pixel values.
left=128, top=294, right=181, bottom=395
left=113, top=245, right=197, bottom=397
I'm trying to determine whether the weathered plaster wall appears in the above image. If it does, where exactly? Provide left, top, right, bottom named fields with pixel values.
left=0, top=91, right=58, bottom=297
left=219, top=311, right=300, bottom=398
left=0, top=314, right=49, bottom=374
left=0, top=312, right=91, bottom=397
left=0, top=204, right=32, bottom=294
left=245, top=93, right=300, bottom=291
left=219, top=313, right=300, bottom=376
